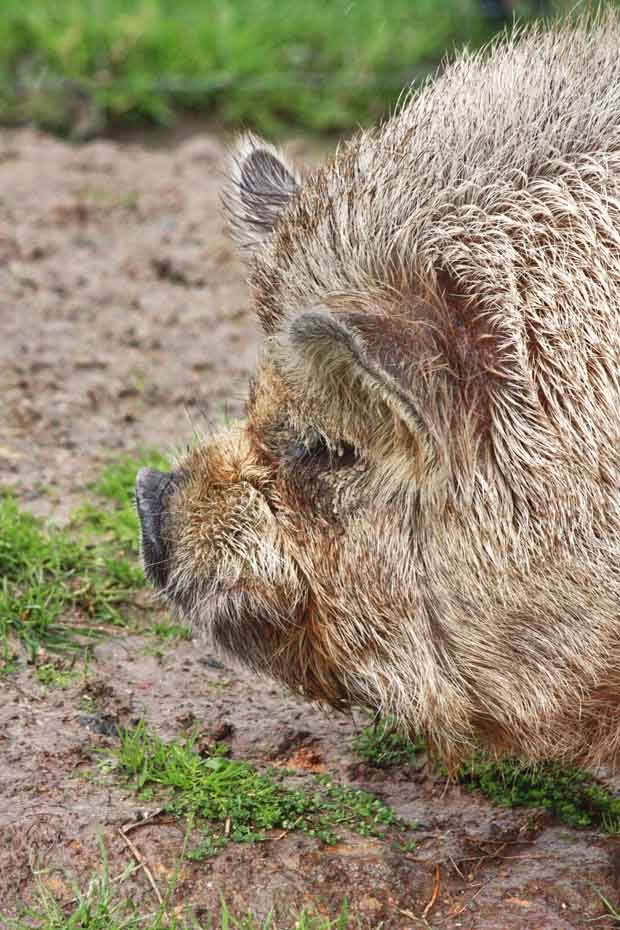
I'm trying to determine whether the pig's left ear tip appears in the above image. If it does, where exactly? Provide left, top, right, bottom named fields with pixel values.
left=229, top=132, right=298, bottom=184
left=224, top=135, right=300, bottom=250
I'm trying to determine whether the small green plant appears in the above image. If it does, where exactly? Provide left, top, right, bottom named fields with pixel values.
left=152, top=621, right=192, bottom=642
left=35, top=659, right=81, bottom=689
left=457, top=753, right=620, bottom=832
left=111, top=722, right=410, bottom=855
left=185, top=834, right=229, bottom=861
left=1, top=640, right=19, bottom=677
left=394, top=837, right=418, bottom=853
left=353, top=716, right=422, bottom=768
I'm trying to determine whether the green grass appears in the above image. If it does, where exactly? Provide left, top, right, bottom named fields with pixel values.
left=0, top=451, right=167, bottom=660
left=11, top=837, right=351, bottom=930
left=109, top=721, right=411, bottom=854
left=152, top=621, right=192, bottom=641
left=35, top=658, right=83, bottom=689
left=353, top=717, right=620, bottom=832
left=352, top=716, right=423, bottom=768
left=0, top=0, right=543, bottom=137
left=590, top=886, right=620, bottom=924
left=0, top=491, right=133, bottom=659
left=457, top=753, right=620, bottom=832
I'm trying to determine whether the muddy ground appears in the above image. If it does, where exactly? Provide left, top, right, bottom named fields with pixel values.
left=2, top=127, right=620, bottom=930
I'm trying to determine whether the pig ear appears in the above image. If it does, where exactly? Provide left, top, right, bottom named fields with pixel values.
left=225, top=134, right=299, bottom=250
left=285, top=309, right=436, bottom=449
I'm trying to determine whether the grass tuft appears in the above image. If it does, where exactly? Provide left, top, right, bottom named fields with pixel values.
left=0, top=491, right=132, bottom=658
left=152, top=621, right=192, bottom=642
left=111, top=722, right=411, bottom=853
left=10, top=847, right=148, bottom=930
left=352, top=716, right=423, bottom=768
left=457, top=753, right=620, bottom=832
left=9, top=833, right=351, bottom=929
left=0, top=451, right=168, bottom=659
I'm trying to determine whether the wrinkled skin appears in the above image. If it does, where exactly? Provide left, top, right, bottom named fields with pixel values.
left=137, top=15, right=620, bottom=768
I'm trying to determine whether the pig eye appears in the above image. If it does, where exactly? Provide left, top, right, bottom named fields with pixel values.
left=285, top=431, right=358, bottom=469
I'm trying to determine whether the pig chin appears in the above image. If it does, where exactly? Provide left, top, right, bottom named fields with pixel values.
left=166, top=534, right=310, bottom=669
left=168, top=549, right=354, bottom=706
left=201, top=580, right=307, bottom=673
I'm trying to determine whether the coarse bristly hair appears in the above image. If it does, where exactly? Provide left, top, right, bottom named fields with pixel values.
left=142, top=11, right=620, bottom=771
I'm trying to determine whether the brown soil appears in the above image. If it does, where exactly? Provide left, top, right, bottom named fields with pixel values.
left=2, top=127, right=620, bottom=930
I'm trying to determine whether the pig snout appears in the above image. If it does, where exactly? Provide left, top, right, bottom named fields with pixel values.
left=135, top=467, right=178, bottom=589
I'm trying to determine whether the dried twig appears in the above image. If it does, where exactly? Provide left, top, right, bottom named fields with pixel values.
left=498, top=854, right=550, bottom=861
left=396, top=907, right=433, bottom=928
left=448, top=854, right=466, bottom=881
left=422, top=863, right=441, bottom=919
left=118, top=826, right=164, bottom=910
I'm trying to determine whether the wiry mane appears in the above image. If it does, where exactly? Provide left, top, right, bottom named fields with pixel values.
left=254, top=11, right=620, bottom=330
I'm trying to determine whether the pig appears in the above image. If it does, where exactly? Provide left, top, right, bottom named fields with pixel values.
left=136, top=13, right=620, bottom=769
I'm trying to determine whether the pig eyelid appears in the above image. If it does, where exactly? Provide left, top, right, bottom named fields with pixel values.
left=285, top=432, right=358, bottom=469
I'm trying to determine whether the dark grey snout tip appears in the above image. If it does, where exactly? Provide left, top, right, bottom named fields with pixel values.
left=135, top=467, right=176, bottom=590
left=136, top=466, right=165, bottom=502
